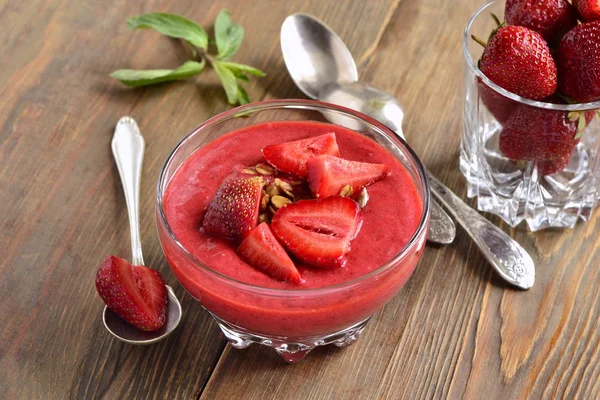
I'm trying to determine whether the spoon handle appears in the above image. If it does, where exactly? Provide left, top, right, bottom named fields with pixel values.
left=426, top=172, right=535, bottom=289
left=111, top=117, right=146, bottom=266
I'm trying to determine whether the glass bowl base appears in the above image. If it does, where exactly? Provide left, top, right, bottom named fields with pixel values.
left=209, top=312, right=371, bottom=363
left=460, top=123, right=600, bottom=231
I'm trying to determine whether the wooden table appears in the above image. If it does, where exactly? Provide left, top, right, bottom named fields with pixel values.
left=3, top=0, right=600, bottom=398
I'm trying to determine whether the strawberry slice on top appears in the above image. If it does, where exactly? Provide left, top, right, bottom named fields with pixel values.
left=202, top=176, right=266, bottom=239
left=95, top=255, right=168, bottom=332
left=238, top=222, right=301, bottom=283
left=262, top=133, right=340, bottom=178
left=271, top=196, right=362, bottom=268
left=306, top=155, right=389, bottom=199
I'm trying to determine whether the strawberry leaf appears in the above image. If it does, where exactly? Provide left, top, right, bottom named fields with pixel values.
left=575, top=113, right=587, bottom=139
left=110, top=60, right=206, bottom=87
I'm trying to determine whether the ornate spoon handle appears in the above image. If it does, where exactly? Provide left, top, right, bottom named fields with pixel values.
left=426, top=172, right=535, bottom=289
left=111, top=116, right=146, bottom=266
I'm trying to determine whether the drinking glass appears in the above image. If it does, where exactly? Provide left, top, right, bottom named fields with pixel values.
left=461, top=0, right=600, bottom=231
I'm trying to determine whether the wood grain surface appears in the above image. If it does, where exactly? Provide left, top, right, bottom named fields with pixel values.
left=1, top=0, right=599, bottom=399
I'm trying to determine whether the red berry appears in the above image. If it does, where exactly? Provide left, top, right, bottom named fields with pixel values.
left=262, top=133, right=340, bottom=178
left=537, top=154, right=572, bottom=175
left=237, top=222, right=301, bottom=283
left=573, top=0, right=600, bottom=22
left=505, top=0, right=578, bottom=44
left=499, top=105, right=579, bottom=161
left=306, top=155, right=388, bottom=198
left=202, top=176, right=265, bottom=239
left=95, top=256, right=168, bottom=332
left=271, top=197, right=362, bottom=268
left=478, top=78, right=517, bottom=124
left=557, top=20, right=600, bottom=103
left=479, top=26, right=557, bottom=100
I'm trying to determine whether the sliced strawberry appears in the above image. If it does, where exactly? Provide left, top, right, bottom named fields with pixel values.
left=95, top=255, right=167, bottom=332
left=271, top=197, right=362, bottom=268
left=306, top=155, right=388, bottom=198
left=237, top=222, right=301, bottom=283
left=262, top=133, right=340, bottom=178
left=202, top=176, right=266, bottom=239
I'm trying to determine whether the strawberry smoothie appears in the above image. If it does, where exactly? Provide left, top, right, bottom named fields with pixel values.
left=158, top=120, right=427, bottom=338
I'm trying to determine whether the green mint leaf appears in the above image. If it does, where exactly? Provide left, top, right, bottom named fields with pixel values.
left=237, top=86, right=250, bottom=105
left=214, top=9, right=244, bottom=61
left=231, top=70, right=249, bottom=82
left=212, top=60, right=239, bottom=104
left=218, top=61, right=265, bottom=77
left=110, top=60, right=205, bottom=87
left=127, top=13, right=209, bottom=50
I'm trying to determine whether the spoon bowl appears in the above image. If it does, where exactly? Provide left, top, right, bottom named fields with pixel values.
left=281, top=13, right=358, bottom=99
left=103, top=285, right=182, bottom=345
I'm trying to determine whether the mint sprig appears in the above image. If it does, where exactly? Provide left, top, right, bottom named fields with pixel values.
left=110, top=10, right=265, bottom=105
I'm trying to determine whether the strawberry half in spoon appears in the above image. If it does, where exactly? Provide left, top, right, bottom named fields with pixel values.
left=95, top=255, right=168, bottom=332
left=271, top=196, right=362, bottom=268
left=306, top=155, right=388, bottom=198
left=262, top=132, right=340, bottom=178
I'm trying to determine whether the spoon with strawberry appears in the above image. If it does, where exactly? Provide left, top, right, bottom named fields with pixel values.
left=96, top=117, right=182, bottom=344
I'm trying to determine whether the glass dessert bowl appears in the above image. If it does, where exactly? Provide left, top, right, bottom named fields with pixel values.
left=462, top=0, right=600, bottom=231
left=156, top=100, right=430, bottom=363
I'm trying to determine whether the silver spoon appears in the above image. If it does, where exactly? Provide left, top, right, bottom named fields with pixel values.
left=281, top=14, right=535, bottom=289
left=104, top=116, right=182, bottom=344
left=281, top=14, right=455, bottom=246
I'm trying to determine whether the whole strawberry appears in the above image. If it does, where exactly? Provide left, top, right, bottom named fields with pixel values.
left=505, top=0, right=578, bottom=44
left=499, top=105, right=591, bottom=161
left=557, top=20, right=600, bottom=103
left=478, top=26, right=557, bottom=101
left=477, top=78, right=517, bottom=123
left=573, top=0, right=600, bottom=22
left=537, top=154, right=571, bottom=176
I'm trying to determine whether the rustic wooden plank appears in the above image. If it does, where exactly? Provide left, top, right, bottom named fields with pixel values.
left=0, top=0, right=401, bottom=398
left=200, top=0, right=600, bottom=399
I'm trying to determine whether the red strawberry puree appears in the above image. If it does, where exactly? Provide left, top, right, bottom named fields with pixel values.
left=158, top=121, right=426, bottom=337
